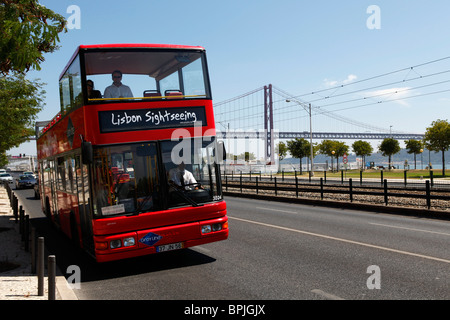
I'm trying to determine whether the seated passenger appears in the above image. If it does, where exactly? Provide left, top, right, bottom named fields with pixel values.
left=103, top=70, right=133, bottom=98
left=87, top=80, right=102, bottom=99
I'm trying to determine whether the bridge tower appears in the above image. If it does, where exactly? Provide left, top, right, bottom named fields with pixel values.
left=264, top=84, right=275, bottom=165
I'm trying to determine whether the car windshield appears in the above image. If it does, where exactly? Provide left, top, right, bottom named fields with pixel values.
left=0, top=173, right=10, bottom=177
left=19, top=175, right=34, bottom=180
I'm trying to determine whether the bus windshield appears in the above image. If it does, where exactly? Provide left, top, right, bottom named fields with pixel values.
left=91, top=137, right=222, bottom=217
left=83, top=49, right=210, bottom=102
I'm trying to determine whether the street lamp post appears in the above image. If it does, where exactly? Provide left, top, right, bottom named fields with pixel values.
left=286, top=100, right=314, bottom=177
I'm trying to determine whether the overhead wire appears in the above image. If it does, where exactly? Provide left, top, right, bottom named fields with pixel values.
left=290, top=55, right=450, bottom=100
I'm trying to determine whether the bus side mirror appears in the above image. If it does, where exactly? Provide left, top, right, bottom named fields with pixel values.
left=82, top=141, right=93, bottom=164
left=222, top=143, right=227, bottom=161
left=217, top=141, right=226, bottom=162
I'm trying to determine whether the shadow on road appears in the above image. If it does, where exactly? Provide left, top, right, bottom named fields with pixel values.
left=30, top=216, right=216, bottom=284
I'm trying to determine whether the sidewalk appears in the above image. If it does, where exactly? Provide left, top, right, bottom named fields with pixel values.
left=0, top=185, right=77, bottom=300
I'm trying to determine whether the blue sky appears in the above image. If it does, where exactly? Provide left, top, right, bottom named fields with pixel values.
left=11, top=0, right=450, bottom=156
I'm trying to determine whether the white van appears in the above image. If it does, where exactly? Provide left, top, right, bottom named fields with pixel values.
left=0, top=169, right=6, bottom=174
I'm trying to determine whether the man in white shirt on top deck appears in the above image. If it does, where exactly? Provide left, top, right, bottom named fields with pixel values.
left=104, top=70, right=133, bottom=99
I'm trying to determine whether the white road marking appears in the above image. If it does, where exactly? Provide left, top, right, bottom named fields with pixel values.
left=369, top=223, right=450, bottom=236
left=255, top=207, right=298, bottom=214
left=229, top=216, right=450, bottom=264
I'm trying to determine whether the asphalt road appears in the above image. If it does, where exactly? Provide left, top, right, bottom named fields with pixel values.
left=14, top=188, right=450, bottom=301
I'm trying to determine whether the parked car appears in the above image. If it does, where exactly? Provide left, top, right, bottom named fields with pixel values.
left=23, top=171, right=37, bottom=178
left=0, top=173, right=13, bottom=183
left=15, top=175, right=37, bottom=189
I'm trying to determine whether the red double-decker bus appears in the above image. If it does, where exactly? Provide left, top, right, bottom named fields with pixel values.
left=35, top=44, right=228, bottom=262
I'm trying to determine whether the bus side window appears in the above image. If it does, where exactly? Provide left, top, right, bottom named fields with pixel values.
left=57, top=157, right=66, bottom=191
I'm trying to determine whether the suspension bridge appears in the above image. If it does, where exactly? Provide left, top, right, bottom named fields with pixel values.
left=213, top=84, right=425, bottom=165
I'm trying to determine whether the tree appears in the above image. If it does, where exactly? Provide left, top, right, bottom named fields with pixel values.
left=423, top=119, right=450, bottom=176
left=352, top=140, right=373, bottom=170
left=0, top=0, right=66, bottom=75
left=0, top=1, right=65, bottom=164
left=318, top=139, right=337, bottom=171
left=287, top=138, right=310, bottom=174
left=276, top=142, right=288, bottom=173
left=0, top=151, right=7, bottom=168
left=318, top=140, right=348, bottom=171
left=0, top=74, right=44, bottom=152
left=276, top=142, right=288, bottom=161
left=404, top=139, right=424, bottom=170
left=378, top=138, right=400, bottom=170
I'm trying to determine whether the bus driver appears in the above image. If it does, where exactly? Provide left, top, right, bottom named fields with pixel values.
left=104, top=70, right=134, bottom=99
left=168, top=161, right=198, bottom=190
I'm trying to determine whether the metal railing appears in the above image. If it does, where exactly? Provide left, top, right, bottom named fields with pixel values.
left=222, top=173, right=450, bottom=211
left=223, top=169, right=449, bottom=188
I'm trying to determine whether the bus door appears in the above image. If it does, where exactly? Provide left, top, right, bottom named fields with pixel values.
left=75, top=154, right=94, bottom=253
left=47, top=159, right=59, bottom=221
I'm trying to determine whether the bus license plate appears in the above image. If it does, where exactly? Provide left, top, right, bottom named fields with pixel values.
left=156, top=242, right=184, bottom=252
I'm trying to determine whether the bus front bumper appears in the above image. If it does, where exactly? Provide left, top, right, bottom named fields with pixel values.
left=93, top=216, right=228, bottom=263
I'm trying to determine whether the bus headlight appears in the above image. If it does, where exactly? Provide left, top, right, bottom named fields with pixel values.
left=201, top=225, right=212, bottom=234
left=123, top=237, right=136, bottom=247
left=202, top=223, right=224, bottom=234
left=110, top=239, right=122, bottom=249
